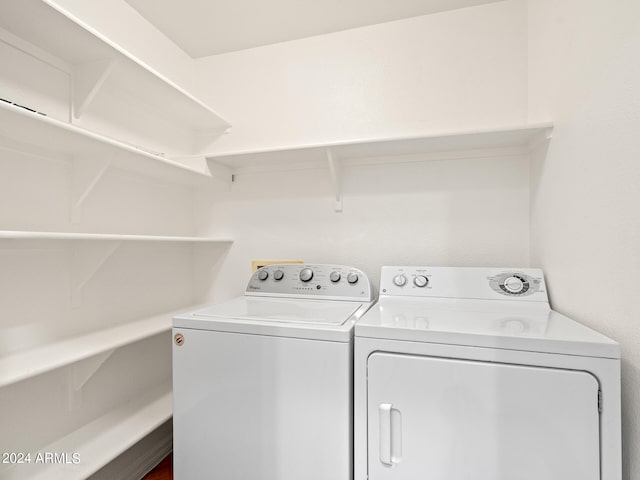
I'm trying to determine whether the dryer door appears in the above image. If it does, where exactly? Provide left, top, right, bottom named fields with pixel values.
left=367, top=353, right=600, bottom=480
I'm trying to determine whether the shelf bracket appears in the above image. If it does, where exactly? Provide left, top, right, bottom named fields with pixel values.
left=67, top=350, right=114, bottom=410
left=194, top=128, right=232, bottom=153
left=168, top=155, right=233, bottom=185
left=71, top=157, right=113, bottom=223
left=71, top=241, right=121, bottom=307
left=206, top=158, right=234, bottom=185
left=528, top=126, right=555, bottom=151
left=72, top=58, right=116, bottom=120
left=326, top=148, right=342, bottom=212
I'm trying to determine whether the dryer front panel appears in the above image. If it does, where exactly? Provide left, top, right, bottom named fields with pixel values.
left=367, top=353, right=600, bottom=480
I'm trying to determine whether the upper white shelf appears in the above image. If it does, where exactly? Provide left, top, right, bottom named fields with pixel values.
left=204, top=123, right=553, bottom=212
left=0, top=101, right=217, bottom=185
left=0, top=230, right=233, bottom=243
left=206, top=123, right=554, bottom=169
left=0, top=0, right=229, bottom=133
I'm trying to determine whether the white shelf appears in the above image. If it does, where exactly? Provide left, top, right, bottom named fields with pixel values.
left=0, top=304, right=206, bottom=389
left=0, top=101, right=215, bottom=185
left=0, top=232, right=230, bottom=306
left=0, top=0, right=229, bottom=133
left=3, top=382, right=172, bottom=480
left=204, top=124, right=553, bottom=212
left=206, top=123, right=553, bottom=169
left=0, top=230, right=233, bottom=243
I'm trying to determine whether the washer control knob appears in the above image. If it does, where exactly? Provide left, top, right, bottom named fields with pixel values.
left=257, top=270, right=269, bottom=281
left=273, top=270, right=284, bottom=281
left=347, top=272, right=359, bottom=284
left=330, top=271, right=341, bottom=283
left=393, top=275, right=407, bottom=287
left=299, top=268, right=314, bottom=282
left=503, top=276, right=524, bottom=293
left=413, top=275, right=429, bottom=287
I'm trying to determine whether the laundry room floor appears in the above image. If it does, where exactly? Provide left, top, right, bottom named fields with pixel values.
left=142, top=453, right=172, bottom=479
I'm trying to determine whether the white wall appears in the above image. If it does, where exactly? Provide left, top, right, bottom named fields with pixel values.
left=196, top=153, right=531, bottom=300
left=528, top=1, right=640, bottom=478
left=193, top=0, right=531, bottom=300
left=195, top=0, right=527, bottom=153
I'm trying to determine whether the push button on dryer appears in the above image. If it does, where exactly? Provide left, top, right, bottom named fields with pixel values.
left=393, top=275, right=407, bottom=287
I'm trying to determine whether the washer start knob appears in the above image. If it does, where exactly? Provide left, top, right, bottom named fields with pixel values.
left=503, top=276, right=524, bottom=293
left=413, top=275, right=429, bottom=287
left=299, top=268, right=314, bottom=282
left=347, top=272, right=359, bottom=284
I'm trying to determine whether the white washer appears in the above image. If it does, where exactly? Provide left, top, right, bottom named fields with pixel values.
left=354, top=266, right=621, bottom=480
left=173, top=264, right=374, bottom=480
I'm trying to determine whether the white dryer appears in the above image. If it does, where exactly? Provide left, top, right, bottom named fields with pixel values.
left=173, top=264, right=374, bottom=480
left=354, top=266, right=621, bottom=480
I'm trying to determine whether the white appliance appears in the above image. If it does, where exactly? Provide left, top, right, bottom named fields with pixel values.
left=354, top=266, right=621, bottom=480
left=173, top=264, right=375, bottom=480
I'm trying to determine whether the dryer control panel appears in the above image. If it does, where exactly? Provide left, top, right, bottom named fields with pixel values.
left=246, top=264, right=374, bottom=301
left=380, top=266, right=548, bottom=302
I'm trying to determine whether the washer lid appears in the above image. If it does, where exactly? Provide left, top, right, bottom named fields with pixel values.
left=356, top=298, right=620, bottom=359
left=174, top=296, right=371, bottom=342
left=191, top=297, right=363, bottom=325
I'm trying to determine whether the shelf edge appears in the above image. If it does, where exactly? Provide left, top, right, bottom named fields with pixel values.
left=203, top=123, right=554, bottom=160
left=0, top=101, right=214, bottom=181
left=0, top=230, right=233, bottom=243
left=0, top=304, right=207, bottom=389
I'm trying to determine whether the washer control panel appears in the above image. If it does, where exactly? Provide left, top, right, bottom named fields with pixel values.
left=246, top=264, right=373, bottom=301
left=380, top=266, right=548, bottom=302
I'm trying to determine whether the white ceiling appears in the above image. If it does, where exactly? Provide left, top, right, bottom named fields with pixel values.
left=125, top=0, right=502, bottom=58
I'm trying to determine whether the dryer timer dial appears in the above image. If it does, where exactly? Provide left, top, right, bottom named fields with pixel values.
left=503, top=276, right=524, bottom=293
left=413, top=275, right=429, bottom=287
left=489, top=272, right=533, bottom=296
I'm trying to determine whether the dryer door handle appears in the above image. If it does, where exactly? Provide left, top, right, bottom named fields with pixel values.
left=379, top=403, right=402, bottom=466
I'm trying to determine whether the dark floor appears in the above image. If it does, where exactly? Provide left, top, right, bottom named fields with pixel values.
left=142, top=453, right=172, bottom=480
